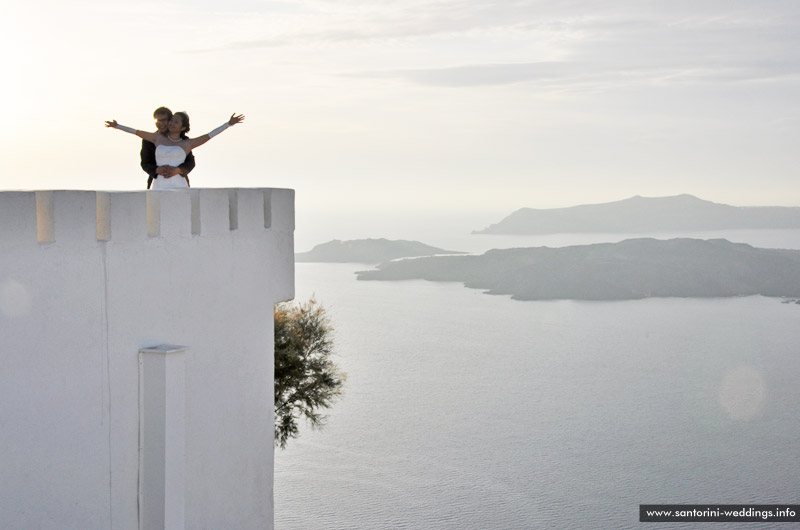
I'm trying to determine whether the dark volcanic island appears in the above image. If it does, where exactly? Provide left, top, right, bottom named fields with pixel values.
left=296, top=238, right=464, bottom=264
left=357, top=238, right=800, bottom=301
left=474, top=194, right=800, bottom=234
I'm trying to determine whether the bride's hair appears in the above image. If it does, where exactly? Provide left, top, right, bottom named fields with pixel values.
left=174, top=111, right=190, bottom=139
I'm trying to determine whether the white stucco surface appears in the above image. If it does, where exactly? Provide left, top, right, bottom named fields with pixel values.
left=0, top=188, right=294, bottom=530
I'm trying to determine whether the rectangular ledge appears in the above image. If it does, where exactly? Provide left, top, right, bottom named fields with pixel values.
left=140, top=344, right=188, bottom=355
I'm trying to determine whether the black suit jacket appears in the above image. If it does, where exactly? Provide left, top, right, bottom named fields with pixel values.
left=140, top=139, right=196, bottom=189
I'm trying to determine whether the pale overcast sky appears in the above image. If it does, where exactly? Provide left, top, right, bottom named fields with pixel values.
left=2, top=0, right=799, bottom=226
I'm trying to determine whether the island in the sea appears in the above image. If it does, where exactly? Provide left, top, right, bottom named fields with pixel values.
left=357, top=238, right=800, bottom=301
left=475, top=194, right=800, bottom=234
left=296, top=238, right=464, bottom=264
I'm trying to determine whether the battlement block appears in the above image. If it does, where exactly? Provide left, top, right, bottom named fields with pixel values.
left=267, top=189, right=295, bottom=231
left=233, top=189, right=266, bottom=232
left=191, top=189, right=231, bottom=236
left=36, top=191, right=97, bottom=244
left=97, top=192, right=148, bottom=242
left=0, top=192, right=37, bottom=247
left=147, top=191, right=192, bottom=238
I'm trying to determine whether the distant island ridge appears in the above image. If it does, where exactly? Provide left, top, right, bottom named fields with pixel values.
left=296, top=238, right=464, bottom=264
left=474, top=194, right=800, bottom=235
left=357, top=238, right=800, bottom=301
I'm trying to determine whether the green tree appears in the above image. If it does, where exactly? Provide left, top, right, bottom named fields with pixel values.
left=274, top=298, right=345, bottom=448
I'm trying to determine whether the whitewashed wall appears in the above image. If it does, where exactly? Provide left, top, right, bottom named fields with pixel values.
left=0, top=189, right=294, bottom=530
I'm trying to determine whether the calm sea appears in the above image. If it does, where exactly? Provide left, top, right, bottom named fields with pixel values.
left=275, top=230, right=800, bottom=529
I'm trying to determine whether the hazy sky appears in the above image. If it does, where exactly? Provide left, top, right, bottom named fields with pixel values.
left=2, top=0, right=799, bottom=226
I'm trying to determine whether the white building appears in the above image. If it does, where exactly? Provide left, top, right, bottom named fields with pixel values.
left=0, top=189, right=294, bottom=530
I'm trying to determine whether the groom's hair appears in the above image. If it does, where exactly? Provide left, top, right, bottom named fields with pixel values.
left=153, top=106, right=173, bottom=119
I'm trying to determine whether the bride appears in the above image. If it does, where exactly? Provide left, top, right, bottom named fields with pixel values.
left=105, top=112, right=245, bottom=189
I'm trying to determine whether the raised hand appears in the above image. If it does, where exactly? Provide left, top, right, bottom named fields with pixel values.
left=228, top=113, right=245, bottom=126
left=105, top=120, right=118, bottom=128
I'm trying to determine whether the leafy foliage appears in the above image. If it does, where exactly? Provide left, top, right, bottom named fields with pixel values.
left=274, top=298, right=345, bottom=449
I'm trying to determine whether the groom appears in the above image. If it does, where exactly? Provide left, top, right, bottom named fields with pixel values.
left=140, top=106, right=196, bottom=189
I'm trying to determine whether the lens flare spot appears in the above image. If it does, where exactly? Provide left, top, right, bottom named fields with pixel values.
left=1, top=279, right=31, bottom=318
left=718, top=365, right=766, bottom=421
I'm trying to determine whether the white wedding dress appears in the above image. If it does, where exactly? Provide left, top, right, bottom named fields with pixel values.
left=152, top=145, right=189, bottom=189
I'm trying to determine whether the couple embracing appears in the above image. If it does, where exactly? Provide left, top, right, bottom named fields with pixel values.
left=105, top=107, right=244, bottom=189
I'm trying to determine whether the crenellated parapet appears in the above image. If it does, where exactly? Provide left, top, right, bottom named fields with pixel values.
left=0, top=186, right=294, bottom=530
left=0, top=188, right=294, bottom=247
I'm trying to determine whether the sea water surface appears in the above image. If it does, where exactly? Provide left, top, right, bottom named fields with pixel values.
left=275, top=230, right=800, bottom=529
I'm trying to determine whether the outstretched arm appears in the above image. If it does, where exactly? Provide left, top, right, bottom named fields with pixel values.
left=105, top=120, right=157, bottom=144
left=185, top=113, right=245, bottom=150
